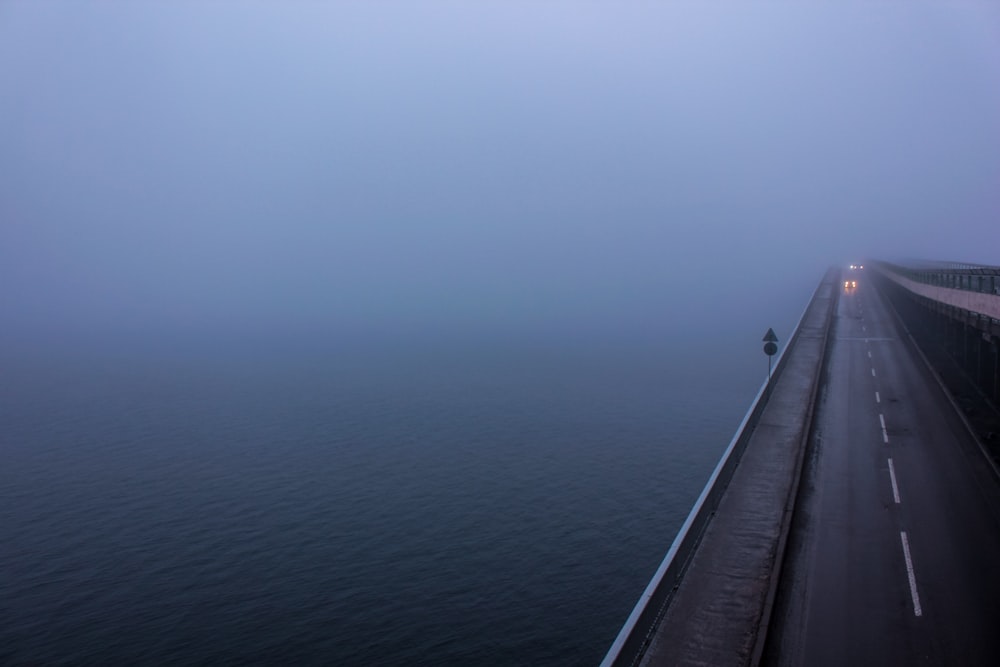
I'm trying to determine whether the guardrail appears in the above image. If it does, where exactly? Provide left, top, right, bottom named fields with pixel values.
left=879, top=260, right=1000, bottom=295
left=874, top=262, right=1000, bottom=323
left=893, top=259, right=1000, bottom=273
left=600, top=274, right=831, bottom=667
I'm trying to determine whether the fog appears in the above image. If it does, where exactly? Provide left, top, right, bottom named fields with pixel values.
left=3, top=2, right=999, bottom=345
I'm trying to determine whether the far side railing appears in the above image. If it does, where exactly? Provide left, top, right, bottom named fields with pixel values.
left=874, top=261, right=1000, bottom=323
left=880, top=260, right=1000, bottom=296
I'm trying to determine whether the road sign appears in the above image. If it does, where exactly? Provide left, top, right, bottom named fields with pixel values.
left=763, top=328, right=778, bottom=357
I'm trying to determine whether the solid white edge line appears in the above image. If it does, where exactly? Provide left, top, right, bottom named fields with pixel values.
left=900, top=531, right=923, bottom=617
left=888, top=458, right=901, bottom=503
left=875, top=391, right=881, bottom=403
left=879, top=414, right=886, bottom=429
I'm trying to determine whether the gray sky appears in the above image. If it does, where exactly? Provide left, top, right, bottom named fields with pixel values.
left=2, top=2, right=999, bottom=341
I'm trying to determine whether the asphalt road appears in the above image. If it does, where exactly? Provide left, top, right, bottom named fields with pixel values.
left=765, top=273, right=1000, bottom=666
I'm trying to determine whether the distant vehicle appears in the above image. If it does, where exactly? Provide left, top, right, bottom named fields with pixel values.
left=849, top=264, right=864, bottom=270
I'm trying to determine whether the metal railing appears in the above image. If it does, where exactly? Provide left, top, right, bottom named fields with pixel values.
left=878, top=261, right=1000, bottom=296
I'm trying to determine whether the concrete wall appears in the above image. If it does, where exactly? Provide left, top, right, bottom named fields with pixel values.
left=601, top=268, right=840, bottom=667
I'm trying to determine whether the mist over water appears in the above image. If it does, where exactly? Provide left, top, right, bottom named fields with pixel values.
left=2, top=2, right=998, bottom=664
left=4, top=3, right=999, bottom=346
left=3, top=329, right=782, bottom=665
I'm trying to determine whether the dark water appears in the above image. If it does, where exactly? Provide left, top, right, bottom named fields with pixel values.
left=2, top=331, right=775, bottom=665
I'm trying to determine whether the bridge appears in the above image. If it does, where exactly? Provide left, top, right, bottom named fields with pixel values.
left=602, top=260, right=1000, bottom=666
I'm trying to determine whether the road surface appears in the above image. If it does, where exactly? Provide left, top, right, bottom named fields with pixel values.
left=765, top=274, right=1000, bottom=665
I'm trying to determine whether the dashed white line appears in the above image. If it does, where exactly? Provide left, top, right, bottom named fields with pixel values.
left=879, top=414, right=886, bottom=429
left=868, top=350, right=872, bottom=359
left=900, top=531, right=923, bottom=617
left=888, top=458, right=901, bottom=503
left=875, top=391, right=881, bottom=403
left=883, top=429, right=889, bottom=444
left=871, top=368, right=876, bottom=377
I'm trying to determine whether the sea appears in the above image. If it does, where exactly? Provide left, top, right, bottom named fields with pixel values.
left=1, top=309, right=804, bottom=665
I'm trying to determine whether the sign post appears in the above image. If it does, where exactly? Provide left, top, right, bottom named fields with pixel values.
left=763, top=328, right=779, bottom=394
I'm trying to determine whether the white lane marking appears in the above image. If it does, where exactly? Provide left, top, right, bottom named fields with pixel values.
left=871, top=368, right=876, bottom=377
left=883, top=428, right=889, bottom=444
left=875, top=391, right=881, bottom=403
left=900, top=531, right=923, bottom=617
left=879, top=414, right=886, bottom=429
left=839, top=337, right=893, bottom=341
left=888, top=458, right=901, bottom=503
left=868, top=350, right=872, bottom=359
left=862, top=325, right=867, bottom=332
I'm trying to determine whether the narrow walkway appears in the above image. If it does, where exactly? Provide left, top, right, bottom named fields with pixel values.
left=639, top=270, right=838, bottom=666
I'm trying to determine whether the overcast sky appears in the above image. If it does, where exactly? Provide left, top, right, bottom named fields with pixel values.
left=2, top=2, right=999, bottom=342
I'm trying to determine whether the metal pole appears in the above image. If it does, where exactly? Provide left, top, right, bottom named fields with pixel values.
left=767, top=354, right=773, bottom=400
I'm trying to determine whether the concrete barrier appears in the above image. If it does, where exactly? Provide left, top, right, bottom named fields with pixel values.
left=601, top=268, right=840, bottom=667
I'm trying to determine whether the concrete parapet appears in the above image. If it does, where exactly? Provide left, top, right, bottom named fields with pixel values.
left=602, top=268, right=840, bottom=667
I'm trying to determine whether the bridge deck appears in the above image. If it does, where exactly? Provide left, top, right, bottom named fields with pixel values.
left=764, top=274, right=1000, bottom=664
